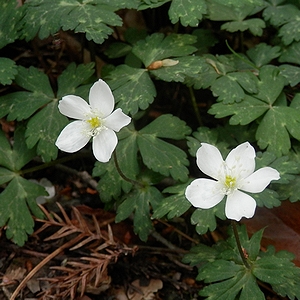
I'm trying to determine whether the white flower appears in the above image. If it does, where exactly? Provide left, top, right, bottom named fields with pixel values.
left=55, top=79, right=131, bottom=162
left=185, top=142, right=280, bottom=221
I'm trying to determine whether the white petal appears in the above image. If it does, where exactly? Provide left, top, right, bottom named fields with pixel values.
left=104, top=108, right=131, bottom=132
left=89, top=79, right=114, bottom=117
left=185, top=178, right=225, bottom=209
left=225, top=142, right=256, bottom=179
left=240, top=167, right=280, bottom=193
left=196, top=143, right=225, bottom=180
left=92, top=129, right=117, bottom=162
left=55, top=121, right=90, bottom=152
left=225, top=190, right=256, bottom=221
left=58, top=95, right=91, bottom=119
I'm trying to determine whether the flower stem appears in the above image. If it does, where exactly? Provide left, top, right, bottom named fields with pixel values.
left=231, top=220, right=251, bottom=269
left=113, top=151, right=144, bottom=188
left=188, top=86, right=202, bottom=126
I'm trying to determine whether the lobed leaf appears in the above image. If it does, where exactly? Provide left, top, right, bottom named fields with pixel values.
left=25, top=101, right=69, bottom=162
left=139, top=114, right=191, bottom=140
left=0, top=58, right=17, bottom=85
left=152, top=181, right=192, bottom=219
left=168, top=0, right=207, bottom=27
left=137, top=134, right=189, bottom=182
left=246, top=43, right=281, bottom=67
left=116, top=186, right=163, bottom=241
left=106, top=65, right=156, bottom=115
left=0, top=177, right=45, bottom=246
left=22, top=0, right=123, bottom=44
left=0, top=0, right=23, bottom=49
left=221, top=18, right=265, bottom=36
left=131, top=33, right=197, bottom=68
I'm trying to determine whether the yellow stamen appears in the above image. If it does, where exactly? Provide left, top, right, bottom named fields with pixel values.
left=87, top=117, right=100, bottom=128
left=225, top=175, right=236, bottom=189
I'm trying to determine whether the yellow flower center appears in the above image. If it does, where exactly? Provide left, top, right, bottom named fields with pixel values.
left=87, top=116, right=101, bottom=128
left=224, top=175, right=236, bottom=194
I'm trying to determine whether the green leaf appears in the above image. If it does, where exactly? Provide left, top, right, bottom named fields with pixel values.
left=56, top=62, right=95, bottom=98
left=168, top=0, right=207, bottom=27
left=106, top=65, right=156, bottom=115
left=93, top=129, right=138, bottom=202
left=256, top=105, right=300, bottom=156
left=0, top=66, right=54, bottom=121
left=25, top=101, right=68, bottom=162
left=131, top=33, right=197, bottom=67
left=182, top=244, right=218, bottom=266
left=22, top=0, right=123, bottom=44
left=213, top=0, right=263, bottom=7
left=0, top=126, right=36, bottom=171
left=279, top=64, right=300, bottom=86
left=211, top=71, right=258, bottom=103
left=0, top=0, right=23, bottom=49
left=221, top=18, right=265, bottom=36
left=191, top=201, right=226, bottom=235
left=274, top=176, right=300, bottom=202
left=187, top=127, right=220, bottom=156
left=246, top=43, right=281, bottom=67
left=279, top=18, right=300, bottom=45
left=250, top=188, right=281, bottom=208
left=279, top=42, right=300, bottom=65
left=0, top=58, right=17, bottom=85
left=150, top=56, right=208, bottom=83
left=0, top=177, right=45, bottom=246
left=152, top=181, right=192, bottom=219
left=206, top=1, right=259, bottom=21
left=137, top=0, right=170, bottom=10
left=139, top=114, right=191, bottom=140
left=137, top=134, right=189, bottom=182
left=116, top=186, right=163, bottom=241
left=0, top=168, right=15, bottom=185
left=263, top=2, right=299, bottom=26
left=192, top=29, right=218, bottom=55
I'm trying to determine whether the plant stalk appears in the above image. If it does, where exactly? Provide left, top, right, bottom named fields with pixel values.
left=113, top=151, right=144, bottom=188
left=231, top=220, right=250, bottom=269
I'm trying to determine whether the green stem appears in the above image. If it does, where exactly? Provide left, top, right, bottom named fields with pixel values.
left=188, top=86, right=202, bottom=126
left=231, top=220, right=250, bottom=269
left=19, top=152, right=90, bottom=176
left=113, top=151, right=144, bottom=188
left=225, top=40, right=258, bottom=70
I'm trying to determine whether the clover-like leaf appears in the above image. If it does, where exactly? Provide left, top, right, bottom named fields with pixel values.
left=278, top=18, right=300, bottom=45
left=132, top=33, right=197, bottom=68
left=137, top=134, right=189, bottom=182
left=116, top=186, right=163, bottom=241
left=0, top=177, right=46, bottom=246
left=152, top=181, right=192, bottom=219
left=138, top=116, right=191, bottom=181
left=211, top=71, right=259, bottom=103
left=279, top=64, right=300, bottom=87
left=138, top=0, right=169, bottom=9
left=263, top=2, right=299, bottom=27
left=168, top=0, right=207, bottom=27
left=106, top=65, right=156, bottom=115
left=25, top=101, right=69, bottom=162
left=0, top=66, right=54, bottom=121
left=253, top=247, right=300, bottom=299
left=222, top=18, right=265, bottom=36
left=246, top=43, right=281, bottom=67
left=139, top=114, right=191, bottom=139
left=0, top=0, right=23, bottom=49
left=22, top=0, right=124, bottom=44
left=0, top=58, right=17, bottom=85
left=279, top=42, right=300, bottom=65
